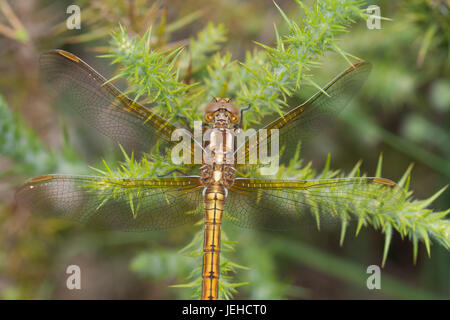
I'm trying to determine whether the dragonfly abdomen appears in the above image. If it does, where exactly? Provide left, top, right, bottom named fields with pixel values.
left=202, top=184, right=225, bottom=300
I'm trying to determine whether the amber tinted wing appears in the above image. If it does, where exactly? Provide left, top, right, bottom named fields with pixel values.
left=235, top=62, right=371, bottom=165
left=226, top=177, right=403, bottom=230
left=40, top=50, right=179, bottom=156
left=16, top=175, right=203, bottom=231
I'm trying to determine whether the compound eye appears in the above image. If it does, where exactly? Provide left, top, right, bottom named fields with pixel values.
left=230, top=114, right=239, bottom=123
left=205, top=113, right=214, bottom=122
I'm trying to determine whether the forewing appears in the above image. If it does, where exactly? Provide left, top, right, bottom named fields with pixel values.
left=235, top=62, right=372, bottom=165
left=40, top=50, right=179, bottom=156
left=16, top=175, right=203, bottom=231
left=225, top=177, right=403, bottom=230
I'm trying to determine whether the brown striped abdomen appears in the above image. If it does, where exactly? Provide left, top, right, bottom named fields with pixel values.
left=201, top=184, right=225, bottom=300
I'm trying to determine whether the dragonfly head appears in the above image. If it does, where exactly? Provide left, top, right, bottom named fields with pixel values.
left=204, top=97, right=239, bottom=127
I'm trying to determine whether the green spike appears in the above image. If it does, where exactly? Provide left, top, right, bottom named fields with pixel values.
left=294, top=0, right=310, bottom=16
left=118, top=144, right=130, bottom=162
left=331, top=41, right=353, bottom=67
left=104, top=73, right=126, bottom=85
left=314, top=210, right=321, bottom=231
left=398, top=163, right=414, bottom=187
left=339, top=50, right=362, bottom=61
left=419, top=228, right=431, bottom=258
left=273, top=1, right=292, bottom=28
left=102, top=159, right=114, bottom=175
left=222, top=282, right=251, bottom=292
left=404, top=174, right=411, bottom=192
left=89, top=164, right=107, bottom=176
left=226, top=261, right=251, bottom=270
left=355, top=218, right=365, bottom=236
left=273, top=23, right=282, bottom=45
left=178, top=230, right=204, bottom=254
left=321, top=153, right=331, bottom=179
left=170, top=281, right=199, bottom=288
left=381, top=225, right=392, bottom=268
left=306, top=78, right=331, bottom=97
left=418, top=185, right=448, bottom=209
left=118, top=22, right=125, bottom=34
left=95, top=196, right=111, bottom=211
left=348, top=160, right=362, bottom=177
left=129, top=193, right=136, bottom=218
left=430, top=209, right=450, bottom=220
left=375, top=153, right=383, bottom=177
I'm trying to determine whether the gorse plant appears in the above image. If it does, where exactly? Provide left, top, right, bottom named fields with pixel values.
left=86, top=0, right=448, bottom=298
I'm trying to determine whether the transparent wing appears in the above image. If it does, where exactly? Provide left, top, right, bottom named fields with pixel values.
left=235, top=62, right=372, bottom=165
left=226, top=177, right=403, bottom=230
left=41, top=49, right=180, bottom=156
left=16, top=175, right=203, bottom=231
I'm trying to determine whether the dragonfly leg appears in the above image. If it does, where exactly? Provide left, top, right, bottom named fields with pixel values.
left=157, top=169, right=189, bottom=177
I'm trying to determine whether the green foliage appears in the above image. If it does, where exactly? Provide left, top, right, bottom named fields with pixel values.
left=104, top=25, right=197, bottom=114
left=0, top=95, right=84, bottom=177
left=0, top=95, right=56, bottom=176
left=187, top=22, right=227, bottom=73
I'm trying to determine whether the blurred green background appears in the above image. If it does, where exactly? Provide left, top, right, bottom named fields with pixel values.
left=0, top=0, right=449, bottom=299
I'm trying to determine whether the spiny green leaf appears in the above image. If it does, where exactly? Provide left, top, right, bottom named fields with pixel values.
left=355, top=218, right=365, bottom=236
left=398, top=163, right=414, bottom=188
left=320, top=153, right=331, bottom=179
left=273, top=1, right=292, bottom=28
left=417, top=185, right=448, bottom=209
left=419, top=228, right=431, bottom=258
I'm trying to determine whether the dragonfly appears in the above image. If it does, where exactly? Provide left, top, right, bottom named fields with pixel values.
left=16, top=49, right=402, bottom=300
